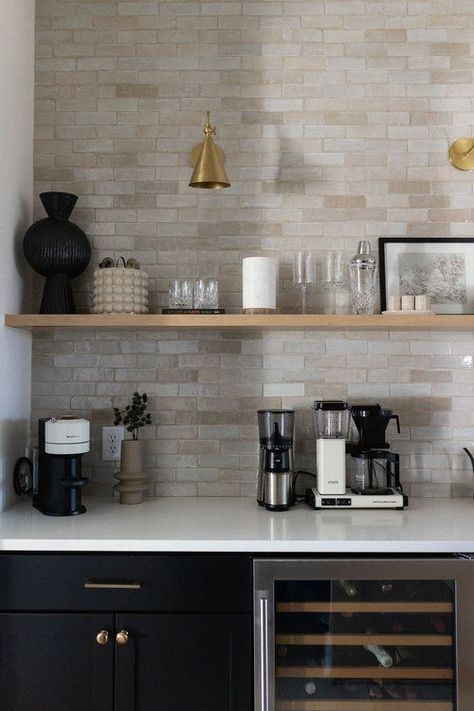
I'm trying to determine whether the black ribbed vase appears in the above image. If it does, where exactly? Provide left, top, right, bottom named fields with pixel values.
left=23, top=192, right=91, bottom=314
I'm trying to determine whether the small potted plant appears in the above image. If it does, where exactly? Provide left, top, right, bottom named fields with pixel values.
left=113, top=392, right=152, bottom=504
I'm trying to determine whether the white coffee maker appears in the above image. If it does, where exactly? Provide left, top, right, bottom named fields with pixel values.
left=312, top=401, right=351, bottom=495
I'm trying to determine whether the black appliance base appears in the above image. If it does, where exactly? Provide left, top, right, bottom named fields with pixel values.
left=33, top=501, right=87, bottom=517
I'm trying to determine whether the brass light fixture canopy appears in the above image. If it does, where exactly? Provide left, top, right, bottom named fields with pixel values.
left=189, top=111, right=230, bottom=189
left=449, top=137, right=474, bottom=171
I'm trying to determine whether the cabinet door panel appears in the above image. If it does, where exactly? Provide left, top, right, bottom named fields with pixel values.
left=115, top=614, right=252, bottom=711
left=0, top=613, right=114, bottom=711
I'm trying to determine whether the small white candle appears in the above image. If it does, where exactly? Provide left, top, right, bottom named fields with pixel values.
left=388, top=295, right=400, bottom=312
left=401, top=295, right=415, bottom=311
left=415, top=294, right=430, bottom=311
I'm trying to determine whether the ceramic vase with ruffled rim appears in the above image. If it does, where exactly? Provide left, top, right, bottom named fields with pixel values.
left=23, top=192, right=91, bottom=314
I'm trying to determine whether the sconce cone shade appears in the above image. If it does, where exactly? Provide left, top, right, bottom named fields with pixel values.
left=189, top=134, right=230, bottom=189
left=449, top=137, right=474, bottom=171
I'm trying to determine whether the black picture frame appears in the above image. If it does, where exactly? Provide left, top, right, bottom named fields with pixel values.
left=378, top=237, right=474, bottom=314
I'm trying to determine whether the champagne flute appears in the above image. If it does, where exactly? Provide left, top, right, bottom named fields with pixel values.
left=323, top=251, right=346, bottom=314
left=293, top=252, right=316, bottom=314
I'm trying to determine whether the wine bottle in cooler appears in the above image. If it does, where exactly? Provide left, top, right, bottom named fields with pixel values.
left=364, top=643, right=393, bottom=668
left=339, top=580, right=358, bottom=598
left=304, top=681, right=317, bottom=696
left=376, top=579, right=451, bottom=602
left=364, top=627, right=393, bottom=668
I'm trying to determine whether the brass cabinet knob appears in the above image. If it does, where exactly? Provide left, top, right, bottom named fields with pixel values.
left=96, top=630, right=109, bottom=646
left=116, top=629, right=129, bottom=646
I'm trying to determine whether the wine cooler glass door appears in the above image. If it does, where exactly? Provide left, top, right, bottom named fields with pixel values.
left=254, top=558, right=474, bottom=711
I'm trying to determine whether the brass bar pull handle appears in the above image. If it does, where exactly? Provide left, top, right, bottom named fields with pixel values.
left=116, top=630, right=129, bottom=646
left=84, top=582, right=142, bottom=590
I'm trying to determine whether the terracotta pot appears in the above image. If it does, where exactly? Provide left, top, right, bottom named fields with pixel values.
left=113, top=439, right=148, bottom=504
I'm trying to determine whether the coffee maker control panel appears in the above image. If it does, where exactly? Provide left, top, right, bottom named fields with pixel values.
left=308, top=488, right=408, bottom=510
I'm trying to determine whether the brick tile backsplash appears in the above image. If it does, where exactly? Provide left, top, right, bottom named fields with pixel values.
left=32, top=0, right=474, bottom=498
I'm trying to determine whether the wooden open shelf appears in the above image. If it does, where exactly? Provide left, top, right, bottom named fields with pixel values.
left=5, top=313, right=474, bottom=331
left=277, top=602, right=453, bottom=614
left=276, top=633, right=452, bottom=647
left=276, top=702, right=452, bottom=711
left=277, top=666, right=454, bottom=680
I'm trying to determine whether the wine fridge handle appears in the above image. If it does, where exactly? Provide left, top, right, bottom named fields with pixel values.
left=259, top=596, right=270, bottom=711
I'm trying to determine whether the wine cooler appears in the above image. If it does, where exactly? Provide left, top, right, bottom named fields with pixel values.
left=254, top=557, right=474, bottom=711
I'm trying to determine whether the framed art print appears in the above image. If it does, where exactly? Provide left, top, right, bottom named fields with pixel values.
left=379, top=238, right=474, bottom=314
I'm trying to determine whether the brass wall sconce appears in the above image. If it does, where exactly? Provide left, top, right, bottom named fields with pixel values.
left=449, top=137, right=474, bottom=171
left=189, top=111, right=230, bottom=189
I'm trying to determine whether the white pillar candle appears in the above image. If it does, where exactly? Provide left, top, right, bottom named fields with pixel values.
left=401, top=295, right=415, bottom=311
left=242, top=257, right=277, bottom=313
left=388, top=295, right=400, bottom=312
left=415, top=294, right=430, bottom=311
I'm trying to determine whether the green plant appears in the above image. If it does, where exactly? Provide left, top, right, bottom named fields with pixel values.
left=113, top=392, right=152, bottom=440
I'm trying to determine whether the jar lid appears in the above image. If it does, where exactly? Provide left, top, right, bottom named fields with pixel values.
left=313, top=400, right=349, bottom=411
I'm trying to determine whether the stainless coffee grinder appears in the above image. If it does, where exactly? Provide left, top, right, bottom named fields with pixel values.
left=257, top=409, right=295, bottom=511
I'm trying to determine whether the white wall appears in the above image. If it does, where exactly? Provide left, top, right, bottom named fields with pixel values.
left=0, top=0, right=35, bottom=511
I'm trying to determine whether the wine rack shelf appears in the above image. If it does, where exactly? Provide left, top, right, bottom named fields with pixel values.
left=277, top=602, right=454, bottom=614
left=276, top=701, right=452, bottom=710
left=5, top=313, right=474, bottom=331
left=276, top=634, right=452, bottom=647
left=277, top=666, right=454, bottom=680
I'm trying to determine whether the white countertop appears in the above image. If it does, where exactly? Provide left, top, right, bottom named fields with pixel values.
left=0, top=497, right=474, bottom=553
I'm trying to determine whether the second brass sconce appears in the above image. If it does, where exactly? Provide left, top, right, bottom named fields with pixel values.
left=449, top=137, right=474, bottom=171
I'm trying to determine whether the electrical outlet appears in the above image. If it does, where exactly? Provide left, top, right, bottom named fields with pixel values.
left=102, top=426, right=124, bottom=461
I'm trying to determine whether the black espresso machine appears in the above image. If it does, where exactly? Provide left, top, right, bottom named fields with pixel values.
left=309, top=404, right=408, bottom=509
left=33, top=416, right=90, bottom=516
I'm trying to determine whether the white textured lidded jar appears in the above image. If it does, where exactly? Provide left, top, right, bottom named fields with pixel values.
left=92, top=267, right=149, bottom=314
left=242, top=257, right=277, bottom=313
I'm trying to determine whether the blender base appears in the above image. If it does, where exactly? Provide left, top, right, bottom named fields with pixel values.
left=307, top=487, right=408, bottom=510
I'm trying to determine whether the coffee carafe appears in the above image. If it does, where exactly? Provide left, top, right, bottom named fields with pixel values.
left=257, top=409, right=295, bottom=511
left=349, top=404, right=401, bottom=495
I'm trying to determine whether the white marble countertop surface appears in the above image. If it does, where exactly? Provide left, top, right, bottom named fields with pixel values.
left=0, top=497, right=474, bottom=553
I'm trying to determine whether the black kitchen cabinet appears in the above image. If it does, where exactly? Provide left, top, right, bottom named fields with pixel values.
left=0, top=613, right=114, bottom=711
left=115, top=614, right=252, bottom=711
left=0, top=554, right=253, bottom=711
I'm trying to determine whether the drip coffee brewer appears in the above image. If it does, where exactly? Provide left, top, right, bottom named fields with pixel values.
left=313, top=401, right=351, bottom=495
left=307, top=403, right=408, bottom=510
left=350, top=405, right=401, bottom=496
left=257, top=410, right=295, bottom=511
